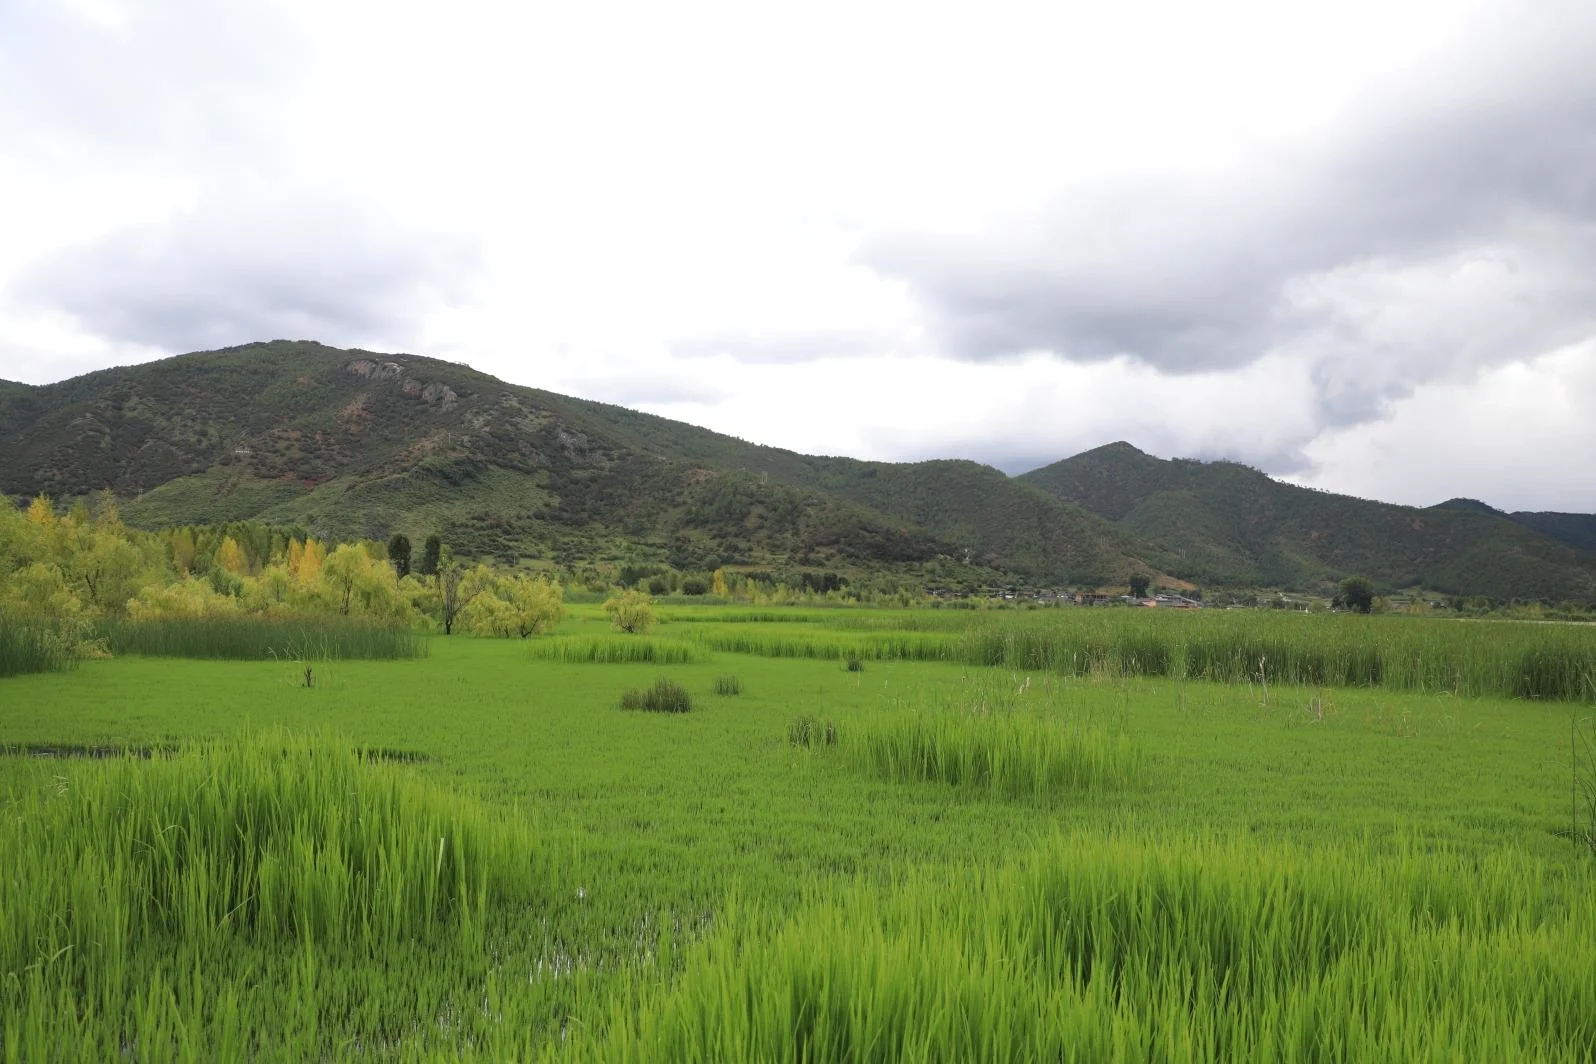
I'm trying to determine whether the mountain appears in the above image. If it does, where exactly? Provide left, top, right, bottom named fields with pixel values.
left=1432, top=498, right=1596, bottom=555
left=0, top=341, right=1163, bottom=585
left=1020, top=443, right=1596, bottom=603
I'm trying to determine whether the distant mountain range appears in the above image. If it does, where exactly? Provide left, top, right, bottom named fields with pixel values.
left=1021, top=443, right=1596, bottom=603
left=3, top=340, right=1593, bottom=601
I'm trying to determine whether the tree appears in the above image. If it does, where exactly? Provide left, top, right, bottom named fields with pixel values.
left=317, top=543, right=410, bottom=621
left=460, top=572, right=564, bottom=638
left=1129, top=573, right=1151, bottom=599
left=419, top=534, right=443, bottom=580
left=502, top=573, right=564, bottom=636
left=1337, top=575, right=1375, bottom=614
left=387, top=534, right=412, bottom=579
left=604, top=589, right=655, bottom=634
left=215, top=536, right=249, bottom=576
left=437, top=562, right=493, bottom=635
left=320, top=544, right=375, bottom=615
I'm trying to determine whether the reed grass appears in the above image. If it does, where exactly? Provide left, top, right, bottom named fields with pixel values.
left=689, top=610, right=1596, bottom=702
left=529, top=635, right=702, bottom=664
left=0, top=614, right=79, bottom=677
left=688, top=627, right=955, bottom=664
left=949, top=612, right=1596, bottom=701
left=96, top=617, right=427, bottom=660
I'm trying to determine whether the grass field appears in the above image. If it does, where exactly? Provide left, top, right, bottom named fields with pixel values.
left=2, top=605, right=1593, bottom=1059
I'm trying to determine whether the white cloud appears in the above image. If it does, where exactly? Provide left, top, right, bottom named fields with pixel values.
left=1, top=0, right=1593, bottom=512
left=1292, top=342, right=1596, bottom=511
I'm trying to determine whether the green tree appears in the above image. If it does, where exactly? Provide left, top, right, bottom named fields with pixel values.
left=1129, top=573, right=1151, bottom=598
left=1338, top=575, right=1375, bottom=614
left=419, top=534, right=443, bottom=580
left=387, top=534, right=412, bottom=579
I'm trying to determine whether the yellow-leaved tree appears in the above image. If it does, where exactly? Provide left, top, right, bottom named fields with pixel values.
left=318, top=543, right=411, bottom=622
left=127, top=577, right=241, bottom=621
left=603, top=589, right=655, bottom=634
left=294, top=538, right=326, bottom=588
left=461, top=572, right=564, bottom=638
left=215, top=536, right=249, bottom=576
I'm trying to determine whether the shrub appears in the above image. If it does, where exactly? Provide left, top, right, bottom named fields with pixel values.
left=618, top=678, right=694, bottom=713
left=713, top=674, right=742, bottom=695
left=845, top=657, right=864, bottom=672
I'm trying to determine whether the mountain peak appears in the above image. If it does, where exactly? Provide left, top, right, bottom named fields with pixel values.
left=1087, top=440, right=1151, bottom=459
left=1430, top=497, right=1502, bottom=515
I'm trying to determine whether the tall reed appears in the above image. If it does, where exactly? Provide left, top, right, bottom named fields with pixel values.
left=0, top=614, right=79, bottom=677
left=529, top=635, right=702, bottom=664
left=97, top=617, right=427, bottom=660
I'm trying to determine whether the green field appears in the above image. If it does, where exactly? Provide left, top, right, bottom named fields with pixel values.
left=3, top=606, right=1594, bottom=1060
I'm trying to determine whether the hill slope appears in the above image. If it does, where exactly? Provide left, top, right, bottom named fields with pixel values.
left=1431, top=498, right=1596, bottom=555
left=1020, top=443, right=1596, bottom=602
left=0, top=341, right=1162, bottom=585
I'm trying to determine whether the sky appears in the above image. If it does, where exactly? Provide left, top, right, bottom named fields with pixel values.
left=2, top=0, right=1594, bottom=513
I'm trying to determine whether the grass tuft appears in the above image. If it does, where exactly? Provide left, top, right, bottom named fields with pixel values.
left=787, top=715, right=838, bottom=748
left=619, top=678, right=695, bottom=713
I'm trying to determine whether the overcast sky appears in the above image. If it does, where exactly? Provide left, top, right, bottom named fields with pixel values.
left=3, top=0, right=1594, bottom=512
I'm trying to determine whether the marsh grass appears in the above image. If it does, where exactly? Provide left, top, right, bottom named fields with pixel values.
left=530, top=635, right=702, bottom=664
left=1573, top=711, right=1596, bottom=858
left=97, top=617, right=426, bottom=661
left=712, top=674, right=742, bottom=696
left=0, top=614, right=79, bottom=677
left=619, top=678, right=695, bottom=713
left=953, top=612, right=1596, bottom=701
left=854, top=678, right=1140, bottom=802
left=0, top=733, right=552, bottom=1060
left=691, top=611, right=1596, bottom=702
left=583, top=835, right=1596, bottom=1062
left=689, top=628, right=954, bottom=664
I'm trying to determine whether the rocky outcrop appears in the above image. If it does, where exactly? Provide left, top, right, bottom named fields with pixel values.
left=346, top=360, right=457, bottom=410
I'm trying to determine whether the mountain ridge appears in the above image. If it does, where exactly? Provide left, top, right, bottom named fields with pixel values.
left=0, top=341, right=1166, bottom=586
left=1020, top=445, right=1596, bottom=602
left=3, top=340, right=1592, bottom=600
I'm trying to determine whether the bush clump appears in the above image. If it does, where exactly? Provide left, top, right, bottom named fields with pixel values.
left=713, top=675, right=742, bottom=696
left=619, top=678, right=694, bottom=713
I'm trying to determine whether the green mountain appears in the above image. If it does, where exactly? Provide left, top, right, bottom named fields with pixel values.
left=1431, top=499, right=1596, bottom=556
left=1019, top=443, right=1596, bottom=602
left=0, top=341, right=1162, bottom=585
